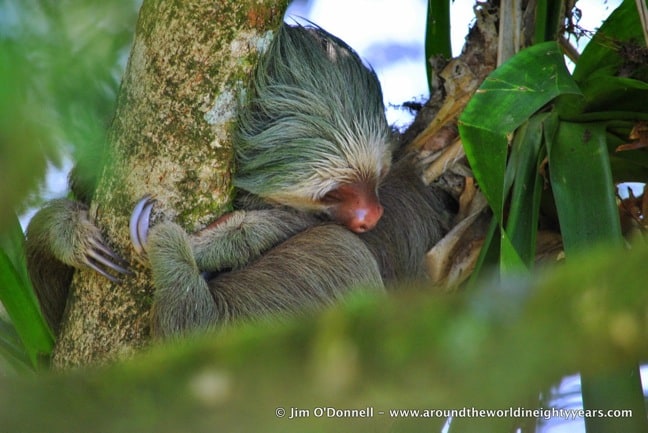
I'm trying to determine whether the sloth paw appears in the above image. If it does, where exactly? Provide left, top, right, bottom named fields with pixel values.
left=69, top=206, right=132, bottom=282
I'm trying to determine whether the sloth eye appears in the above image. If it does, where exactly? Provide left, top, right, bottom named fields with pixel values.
left=321, top=190, right=343, bottom=204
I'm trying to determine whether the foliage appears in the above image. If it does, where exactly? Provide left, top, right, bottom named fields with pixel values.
left=0, top=0, right=138, bottom=372
left=1, top=239, right=648, bottom=432
left=0, top=214, right=53, bottom=371
left=459, top=0, right=648, bottom=431
left=425, top=0, right=452, bottom=93
left=0, top=0, right=138, bottom=214
left=460, top=0, right=647, bottom=278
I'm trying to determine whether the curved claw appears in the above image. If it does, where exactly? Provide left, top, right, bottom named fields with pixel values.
left=138, top=200, right=155, bottom=249
left=130, top=195, right=156, bottom=255
left=91, top=239, right=131, bottom=268
left=87, top=244, right=131, bottom=275
left=86, top=260, right=122, bottom=283
left=83, top=236, right=133, bottom=283
left=129, top=195, right=150, bottom=251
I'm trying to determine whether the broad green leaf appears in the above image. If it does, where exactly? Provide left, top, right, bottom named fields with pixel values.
left=459, top=42, right=581, bottom=219
left=0, top=215, right=53, bottom=368
left=460, top=126, right=508, bottom=217
left=573, top=0, right=645, bottom=84
left=546, top=122, right=622, bottom=255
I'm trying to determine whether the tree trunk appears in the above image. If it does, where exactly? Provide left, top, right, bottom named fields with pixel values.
left=52, top=0, right=288, bottom=368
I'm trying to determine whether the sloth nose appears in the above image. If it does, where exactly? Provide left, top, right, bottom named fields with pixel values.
left=348, top=203, right=383, bottom=233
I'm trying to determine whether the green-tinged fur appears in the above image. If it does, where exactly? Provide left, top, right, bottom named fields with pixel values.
left=147, top=223, right=219, bottom=336
left=149, top=223, right=384, bottom=337
left=206, top=225, right=384, bottom=323
left=190, top=208, right=318, bottom=272
left=25, top=199, right=96, bottom=333
left=147, top=155, right=453, bottom=337
left=234, top=24, right=392, bottom=207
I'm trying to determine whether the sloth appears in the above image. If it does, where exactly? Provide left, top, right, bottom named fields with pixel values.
left=25, top=23, right=454, bottom=337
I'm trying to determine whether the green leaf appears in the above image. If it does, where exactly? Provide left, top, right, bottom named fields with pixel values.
left=467, top=218, right=500, bottom=287
left=555, top=11, right=648, bottom=424
left=533, top=0, right=567, bottom=43
left=573, top=0, right=646, bottom=84
left=425, top=0, right=451, bottom=93
left=610, top=156, right=648, bottom=183
left=0, top=215, right=53, bottom=369
left=459, top=42, right=581, bottom=220
left=499, top=232, right=528, bottom=275
left=578, top=75, right=648, bottom=114
left=546, top=122, right=622, bottom=255
left=460, top=126, right=508, bottom=217
left=0, top=317, right=32, bottom=375
left=502, top=114, right=549, bottom=270
left=582, top=366, right=648, bottom=433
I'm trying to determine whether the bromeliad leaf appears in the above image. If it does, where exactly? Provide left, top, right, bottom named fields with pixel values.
left=546, top=121, right=623, bottom=254
left=459, top=41, right=581, bottom=220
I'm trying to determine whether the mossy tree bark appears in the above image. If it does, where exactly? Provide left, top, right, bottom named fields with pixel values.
left=52, top=0, right=288, bottom=368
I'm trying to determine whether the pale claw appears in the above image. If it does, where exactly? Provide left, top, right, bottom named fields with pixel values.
left=82, top=231, right=133, bottom=282
left=130, top=195, right=156, bottom=255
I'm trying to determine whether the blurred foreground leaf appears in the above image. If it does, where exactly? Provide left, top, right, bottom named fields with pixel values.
left=0, top=0, right=138, bottom=219
left=0, top=215, right=54, bottom=370
left=1, top=240, right=648, bottom=432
